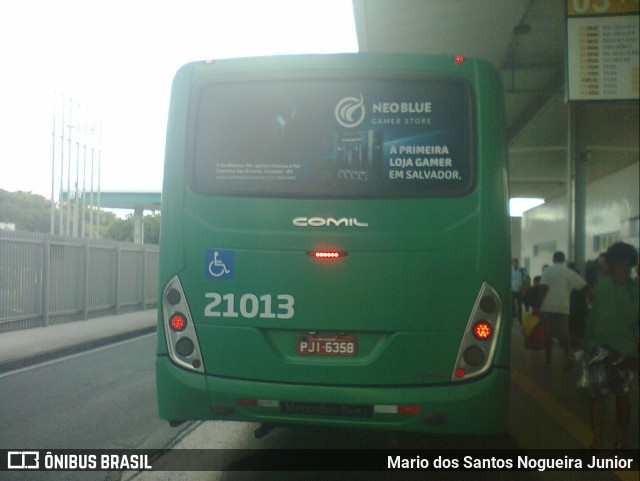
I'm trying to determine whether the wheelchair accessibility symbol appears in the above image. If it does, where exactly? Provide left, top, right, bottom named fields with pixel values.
left=205, top=249, right=234, bottom=279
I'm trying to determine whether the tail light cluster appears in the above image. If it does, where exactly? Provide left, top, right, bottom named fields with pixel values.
left=162, top=276, right=204, bottom=373
left=452, top=282, right=502, bottom=382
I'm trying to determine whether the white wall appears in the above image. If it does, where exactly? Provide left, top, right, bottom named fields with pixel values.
left=585, top=162, right=639, bottom=256
left=510, top=217, right=521, bottom=263
left=520, top=162, right=639, bottom=278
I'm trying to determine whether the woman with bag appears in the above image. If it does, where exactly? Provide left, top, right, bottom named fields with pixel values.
left=583, top=242, right=639, bottom=449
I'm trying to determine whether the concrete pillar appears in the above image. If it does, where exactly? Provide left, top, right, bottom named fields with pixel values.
left=133, top=206, right=144, bottom=244
left=567, top=103, right=587, bottom=272
left=575, top=150, right=588, bottom=272
left=567, top=103, right=576, bottom=262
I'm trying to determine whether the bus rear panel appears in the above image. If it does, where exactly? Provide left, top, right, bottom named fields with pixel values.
left=157, top=54, right=510, bottom=434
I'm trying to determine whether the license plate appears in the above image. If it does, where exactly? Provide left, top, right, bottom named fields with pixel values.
left=296, top=335, right=357, bottom=356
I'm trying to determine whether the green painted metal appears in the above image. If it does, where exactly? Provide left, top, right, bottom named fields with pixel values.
left=60, top=191, right=161, bottom=210
left=157, top=53, right=510, bottom=433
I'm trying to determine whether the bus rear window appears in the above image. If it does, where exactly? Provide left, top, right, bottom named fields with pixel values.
left=191, top=77, right=475, bottom=198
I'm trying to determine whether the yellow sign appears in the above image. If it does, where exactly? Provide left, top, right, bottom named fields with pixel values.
left=568, top=0, right=640, bottom=16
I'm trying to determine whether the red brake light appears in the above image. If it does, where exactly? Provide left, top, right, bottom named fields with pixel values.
left=308, top=250, right=348, bottom=259
left=455, top=55, right=465, bottom=63
left=170, top=313, right=187, bottom=331
left=398, top=405, right=421, bottom=415
left=473, top=321, right=492, bottom=340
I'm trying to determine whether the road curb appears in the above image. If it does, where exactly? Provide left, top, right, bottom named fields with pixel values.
left=0, top=325, right=157, bottom=374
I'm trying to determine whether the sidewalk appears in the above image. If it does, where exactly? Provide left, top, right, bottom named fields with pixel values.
left=0, top=309, right=157, bottom=373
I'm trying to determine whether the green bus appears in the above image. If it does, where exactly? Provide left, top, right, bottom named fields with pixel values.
left=157, top=53, right=511, bottom=434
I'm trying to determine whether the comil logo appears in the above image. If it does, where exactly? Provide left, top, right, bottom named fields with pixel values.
left=293, top=217, right=368, bottom=227
left=335, top=94, right=365, bottom=128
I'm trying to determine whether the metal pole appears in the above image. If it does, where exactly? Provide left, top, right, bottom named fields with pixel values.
left=96, top=117, right=102, bottom=239
left=141, top=246, right=147, bottom=308
left=81, top=105, right=88, bottom=239
left=74, top=101, right=81, bottom=238
left=67, top=97, right=73, bottom=237
left=51, top=91, right=56, bottom=235
left=42, top=237, right=51, bottom=326
left=115, top=244, right=121, bottom=315
left=59, top=94, right=66, bottom=236
left=89, top=121, right=95, bottom=239
left=82, top=240, right=89, bottom=319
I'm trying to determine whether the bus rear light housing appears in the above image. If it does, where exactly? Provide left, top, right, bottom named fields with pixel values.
left=162, top=276, right=205, bottom=373
left=452, top=282, right=502, bottom=382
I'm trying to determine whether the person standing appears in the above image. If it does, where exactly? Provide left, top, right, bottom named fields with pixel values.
left=511, top=258, right=529, bottom=324
left=583, top=242, right=638, bottom=449
left=536, top=251, right=587, bottom=369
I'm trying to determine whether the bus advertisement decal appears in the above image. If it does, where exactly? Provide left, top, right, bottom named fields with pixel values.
left=193, top=77, right=475, bottom=198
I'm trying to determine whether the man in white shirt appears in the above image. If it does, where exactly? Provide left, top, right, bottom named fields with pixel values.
left=537, top=251, right=587, bottom=369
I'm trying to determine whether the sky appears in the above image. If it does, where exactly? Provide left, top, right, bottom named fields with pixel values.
left=0, top=0, right=358, bottom=199
left=0, top=1, right=540, bottom=217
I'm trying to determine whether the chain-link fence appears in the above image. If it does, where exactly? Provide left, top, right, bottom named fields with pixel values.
left=0, top=230, right=158, bottom=333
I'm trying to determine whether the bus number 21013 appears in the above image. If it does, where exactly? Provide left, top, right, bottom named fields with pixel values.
left=204, top=293, right=294, bottom=319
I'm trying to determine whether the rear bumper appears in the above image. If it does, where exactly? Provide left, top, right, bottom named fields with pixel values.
left=156, top=356, right=509, bottom=434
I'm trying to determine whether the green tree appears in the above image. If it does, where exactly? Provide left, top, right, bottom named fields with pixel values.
left=0, top=189, right=50, bottom=232
left=106, top=215, right=134, bottom=242
left=104, top=212, right=161, bottom=244
left=144, top=213, right=161, bottom=244
left=0, top=189, right=120, bottom=237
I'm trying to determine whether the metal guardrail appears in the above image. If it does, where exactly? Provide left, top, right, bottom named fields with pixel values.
left=0, top=230, right=158, bottom=333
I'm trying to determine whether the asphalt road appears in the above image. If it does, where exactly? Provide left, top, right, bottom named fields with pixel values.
left=0, top=334, right=189, bottom=481
left=1, top=326, right=634, bottom=481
